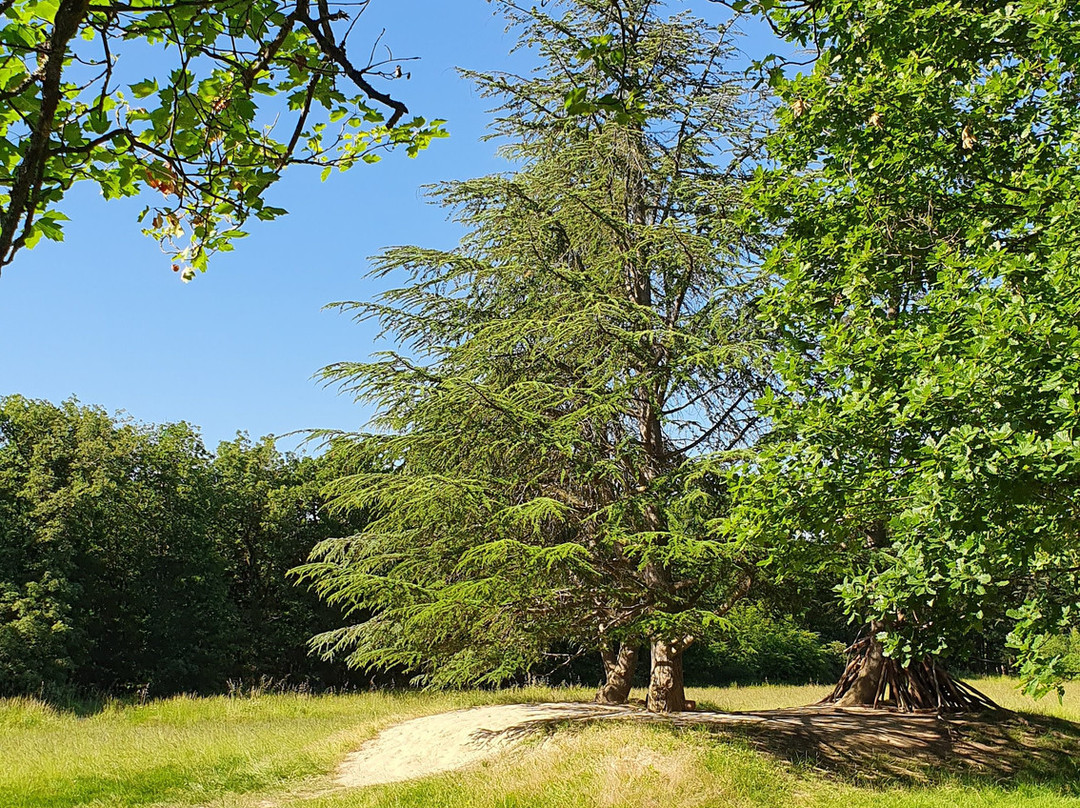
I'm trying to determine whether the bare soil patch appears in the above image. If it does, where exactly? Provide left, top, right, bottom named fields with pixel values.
left=334, top=702, right=634, bottom=787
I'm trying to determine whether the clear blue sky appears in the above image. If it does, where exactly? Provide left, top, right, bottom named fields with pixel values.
left=0, top=0, right=778, bottom=454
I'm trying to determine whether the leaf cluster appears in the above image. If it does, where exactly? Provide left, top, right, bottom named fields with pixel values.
left=0, top=0, right=446, bottom=278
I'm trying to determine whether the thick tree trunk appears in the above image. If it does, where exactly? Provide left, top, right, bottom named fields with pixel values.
left=834, top=625, right=887, bottom=707
left=595, top=643, right=639, bottom=704
left=646, top=638, right=687, bottom=713
left=821, top=632, right=998, bottom=713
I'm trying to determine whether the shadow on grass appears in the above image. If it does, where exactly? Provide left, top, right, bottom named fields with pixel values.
left=661, top=706, right=1080, bottom=792
left=467, top=702, right=1080, bottom=794
left=14, top=693, right=116, bottom=717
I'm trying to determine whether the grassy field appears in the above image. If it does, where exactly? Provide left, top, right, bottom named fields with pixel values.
left=3, top=679, right=1079, bottom=808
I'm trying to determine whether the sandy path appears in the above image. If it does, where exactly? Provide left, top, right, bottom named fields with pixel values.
left=334, top=702, right=633, bottom=787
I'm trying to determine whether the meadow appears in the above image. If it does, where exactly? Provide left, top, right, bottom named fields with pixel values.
left=4, top=678, right=1080, bottom=808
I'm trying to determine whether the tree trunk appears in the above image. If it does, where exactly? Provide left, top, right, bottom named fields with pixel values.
left=646, top=638, right=686, bottom=713
left=595, top=643, right=638, bottom=704
left=834, top=625, right=887, bottom=707
left=821, top=631, right=998, bottom=713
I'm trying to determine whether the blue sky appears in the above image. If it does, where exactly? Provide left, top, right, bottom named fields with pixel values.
left=0, top=0, right=778, bottom=454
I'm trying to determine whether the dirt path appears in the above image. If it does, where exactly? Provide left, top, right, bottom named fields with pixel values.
left=334, top=702, right=634, bottom=787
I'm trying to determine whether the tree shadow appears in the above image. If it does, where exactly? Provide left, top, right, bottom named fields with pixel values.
left=467, top=702, right=1080, bottom=793
left=465, top=702, right=636, bottom=746
left=659, top=706, right=1080, bottom=791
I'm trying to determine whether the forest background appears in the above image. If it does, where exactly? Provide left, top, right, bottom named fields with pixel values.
left=0, top=393, right=849, bottom=697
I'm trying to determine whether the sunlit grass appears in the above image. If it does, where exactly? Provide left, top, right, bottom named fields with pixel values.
left=301, top=720, right=1078, bottom=808
left=2, top=678, right=1078, bottom=808
left=973, top=676, right=1080, bottom=719
left=687, top=682, right=833, bottom=712
left=0, top=686, right=591, bottom=808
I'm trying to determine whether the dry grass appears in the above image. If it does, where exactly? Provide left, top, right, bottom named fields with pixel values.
left=300, top=718, right=1078, bottom=808
left=975, top=676, right=1080, bottom=719
left=688, top=682, right=833, bottom=712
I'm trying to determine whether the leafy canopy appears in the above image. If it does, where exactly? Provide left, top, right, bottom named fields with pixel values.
left=0, top=0, right=445, bottom=279
left=726, top=0, right=1080, bottom=696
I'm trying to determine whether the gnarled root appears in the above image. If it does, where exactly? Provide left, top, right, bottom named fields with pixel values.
left=820, top=635, right=998, bottom=713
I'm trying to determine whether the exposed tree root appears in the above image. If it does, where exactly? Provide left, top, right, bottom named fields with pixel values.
left=820, top=635, right=998, bottom=713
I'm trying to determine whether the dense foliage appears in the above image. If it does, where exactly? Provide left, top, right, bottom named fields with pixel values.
left=0, top=395, right=366, bottom=696
left=726, top=0, right=1080, bottom=698
left=3, top=0, right=1079, bottom=710
left=0, top=0, right=445, bottom=278
left=685, top=603, right=845, bottom=686
left=0, top=394, right=863, bottom=700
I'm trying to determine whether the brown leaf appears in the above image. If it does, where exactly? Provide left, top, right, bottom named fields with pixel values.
left=961, top=123, right=976, bottom=150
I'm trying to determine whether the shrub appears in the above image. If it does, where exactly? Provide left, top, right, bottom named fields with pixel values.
left=685, top=603, right=846, bottom=686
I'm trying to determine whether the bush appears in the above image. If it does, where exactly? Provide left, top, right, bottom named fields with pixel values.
left=1041, top=630, right=1080, bottom=679
left=685, top=603, right=846, bottom=686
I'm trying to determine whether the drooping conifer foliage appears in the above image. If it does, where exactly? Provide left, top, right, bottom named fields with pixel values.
left=298, top=0, right=770, bottom=711
left=725, top=0, right=1080, bottom=706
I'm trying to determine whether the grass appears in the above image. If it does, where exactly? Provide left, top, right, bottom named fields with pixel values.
left=977, top=675, right=1080, bottom=719
left=686, top=681, right=832, bottom=712
left=2, top=678, right=1079, bottom=808
left=0, top=686, right=591, bottom=808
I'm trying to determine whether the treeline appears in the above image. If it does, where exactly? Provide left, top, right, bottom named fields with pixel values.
left=0, top=393, right=859, bottom=699
left=0, top=395, right=367, bottom=698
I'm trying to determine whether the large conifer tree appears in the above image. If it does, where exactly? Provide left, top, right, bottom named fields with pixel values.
left=298, top=0, right=767, bottom=712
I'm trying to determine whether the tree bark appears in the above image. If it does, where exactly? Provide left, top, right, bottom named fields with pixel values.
left=595, top=643, right=638, bottom=704
left=646, top=637, right=687, bottom=713
left=821, top=629, right=998, bottom=713
left=835, top=624, right=887, bottom=707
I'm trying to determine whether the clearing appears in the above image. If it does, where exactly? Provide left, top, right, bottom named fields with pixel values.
left=335, top=697, right=1080, bottom=788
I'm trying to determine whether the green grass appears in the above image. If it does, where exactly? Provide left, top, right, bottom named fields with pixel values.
left=0, top=687, right=591, bottom=808
left=2, top=679, right=1079, bottom=808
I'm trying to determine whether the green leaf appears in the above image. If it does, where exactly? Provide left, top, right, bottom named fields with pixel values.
left=129, top=79, right=158, bottom=99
